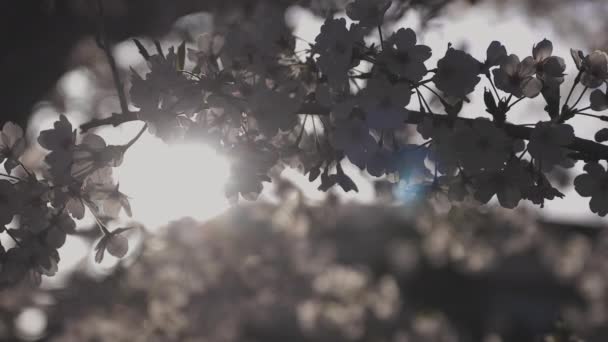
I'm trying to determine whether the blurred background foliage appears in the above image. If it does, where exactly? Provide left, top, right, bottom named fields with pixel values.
left=2, top=0, right=608, bottom=341
left=0, top=186, right=602, bottom=341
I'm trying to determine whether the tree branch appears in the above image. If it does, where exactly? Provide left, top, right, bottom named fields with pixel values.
left=80, top=111, right=140, bottom=133
left=95, top=0, right=129, bottom=115
left=298, top=103, right=608, bottom=161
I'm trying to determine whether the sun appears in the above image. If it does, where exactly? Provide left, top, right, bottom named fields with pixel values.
left=100, top=122, right=231, bottom=230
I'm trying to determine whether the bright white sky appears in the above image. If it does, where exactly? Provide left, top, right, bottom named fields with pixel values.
left=20, top=0, right=607, bottom=287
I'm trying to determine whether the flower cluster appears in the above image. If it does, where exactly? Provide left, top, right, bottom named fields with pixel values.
left=0, top=117, right=139, bottom=287
left=6, top=0, right=608, bottom=286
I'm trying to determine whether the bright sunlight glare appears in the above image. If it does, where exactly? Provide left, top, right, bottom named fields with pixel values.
left=114, top=126, right=231, bottom=230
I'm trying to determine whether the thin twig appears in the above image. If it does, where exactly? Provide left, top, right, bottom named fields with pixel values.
left=95, top=0, right=130, bottom=116
left=5, top=229, right=22, bottom=247
left=571, top=87, right=588, bottom=110
left=564, top=70, right=582, bottom=108
left=486, top=74, right=501, bottom=100
left=124, top=123, right=148, bottom=150
left=80, top=111, right=140, bottom=133
left=377, top=25, right=385, bottom=51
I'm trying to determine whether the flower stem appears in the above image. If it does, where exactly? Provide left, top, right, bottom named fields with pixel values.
left=486, top=74, right=501, bottom=100
left=377, top=25, right=385, bottom=51
left=564, top=70, right=582, bottom=107
left=507, top=97, right=525, bottom=110
left=5, top=229, right=22, bottom=247
left=95, top=0, right=129, bottom=116
left=571, top=87, right=588, bottom=109
left=124, top=123, right=148, bottom=150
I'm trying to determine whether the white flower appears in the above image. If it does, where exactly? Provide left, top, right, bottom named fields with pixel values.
left=492, top=55, right=542, bottom=98
left=580, top=50, right=608, bottom=88
left=332, top=119, right=378, bottom=169
left=379, top=28, right=432, bottom=82
left=359, top=76, right=410, bottom=129
left=574, top=162, right=608, bottom=216
left=456, top=118, right=521, bottom=172
left=346, top=0, right=391, bottom=28
left=0, top=122, right=26, bottom=173
left=433, top=48, right=481, bottom=98
left=527, top=122, right=574, bottom=170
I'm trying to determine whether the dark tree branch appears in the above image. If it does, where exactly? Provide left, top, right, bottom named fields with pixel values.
left=298, top=103, right=608, bottom=161
left=80, top=111, right=140, bottom=133
left=95, top=0, right=130, bottom=116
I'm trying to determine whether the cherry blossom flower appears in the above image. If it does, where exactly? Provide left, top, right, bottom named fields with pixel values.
left=379, top=28, right=432, bottom=82
left=580, top=50, right=608, bottom=88
left=38, top=115, right=75, bottom=152
left=315, top=84, right=356, bottom=121
left=523, top=170, right=564, bottom=208
left=85, top=167, right=132, bottom=218
left=433, top=48, right=481, bottom=98
left=418, top=118, right=460, bottom=173
left=314, top=18, right=363, bottom=90
left=574, top=162, right=608, bottom=216
left=220, top=3, right=294, bottom=72
left=590, top=88, right=608, bottom=111
left=492, top=55, right=542, bottom=98
left=481, top=41, right=507, bottom=75
left=531, top=39, right=565, bottom=86
left=45, top=211, right=76, bottom=249
left=71, top=134, right=125, bottom=180
left=332, top=119, right=378, bottom=169
left=473, top=160, right=532, bottom=209
left=345, top=0, right=391, bottom=28
left=0, top=122, right=26, bottom=173
left=456, top=118, right=522, bottom=172
left=94, top=227, right=133, bottom=263
left=366, top=148, right=395, bottom=177
left=527, top=122, right=574, bottom=170
left=249, top=84, right=303, bottom=137
left=359, top=76, right=410, bottom=129
left=38, top=115, right=77, bottom=186
left=51, top=183, right=88, bottom=220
